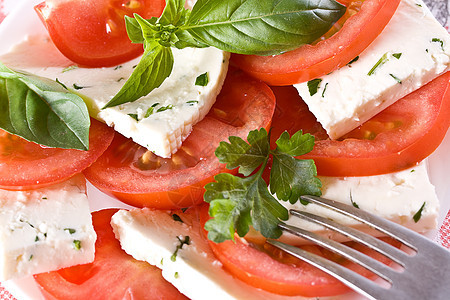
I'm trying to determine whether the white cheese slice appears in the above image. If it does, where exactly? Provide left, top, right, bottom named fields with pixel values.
left=0, top=35, right=229, bottom=158
left=111, top=208, right=306, bottom=300
left=111, top=161, right=439, bottom=299
left=295, top=0, right=450, bottom=139
left=277, top=162, right=439, bottom=244
left=0, top=174, right=96, bottom=281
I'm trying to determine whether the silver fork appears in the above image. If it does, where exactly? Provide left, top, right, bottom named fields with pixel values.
left=267, top=195, right=450, bottom=300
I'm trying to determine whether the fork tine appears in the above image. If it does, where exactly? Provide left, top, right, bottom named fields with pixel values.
left=267, top=239, right=385, bottom=300
left=290, top=209, right=408, bottom=266
left=278, top=222, right=397, bottom=283
left=300, top=195, right=421, bottom=250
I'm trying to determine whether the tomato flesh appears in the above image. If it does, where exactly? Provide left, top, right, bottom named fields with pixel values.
left=269, top=72, right=450, bottom=176
left=199, top=205, right=400, bottom=298
left=34, top=0, right=165, bottom=67
left=83, top=68, right=276, bottom=209
left=232, top=0, right=401, bottom=85
left=34, top=209, right=187, bottom=300
left=0, top=119, right=114, bottom=190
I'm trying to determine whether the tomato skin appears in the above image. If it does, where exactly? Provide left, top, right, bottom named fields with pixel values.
left=34, top=209, right=188, bottom=300
left=269, top=72, right=450, bottom=177
left=0, top=118, right=114, bottom=190
left=199, top=205, right=399, bottom=298
left=83, top=68, right=276, bottom=209
left=34, top=0, right=165, bottom=67
left=232, top=0, right=401, bottom=85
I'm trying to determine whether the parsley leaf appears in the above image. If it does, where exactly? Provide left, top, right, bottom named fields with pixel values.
left=204, top=128, right=322, bottom=242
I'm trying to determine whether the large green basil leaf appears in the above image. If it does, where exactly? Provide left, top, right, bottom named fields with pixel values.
left=103, top=40, right=174, bottom=108
left=0, top=63, right=90, bottom=150
left=184, top=0, right=346, bottom=55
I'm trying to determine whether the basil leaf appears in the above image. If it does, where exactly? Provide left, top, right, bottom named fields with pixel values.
left=103, top=41, right=174, bottom=108
left=125, top=15, right=153, bottom=44
left=184, top=0, right=346, bottom=55
left=0, top=63, right=90, bottom=150
left=113, top=0, right=344, bottom=109
left=159, top=0, right=189, bottom=26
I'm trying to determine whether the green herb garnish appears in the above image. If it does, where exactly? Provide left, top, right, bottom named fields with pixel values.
left=171, top=236, right=191, bottom=261
left=413, top=202, right=426, bottom=223
left=368, top=52, right=402, bottom=76
left=172, top=214, right=183, bottom=223
left=72, top=83, right=85, bottom=90
left=390, top=73, right=402, bottom=84
left=64, top=228, right=76, bottom=234
left=195, top=72, right=209, bottom=86
left=347, top=56, right=359, bottom=66
left=73, top=240, right=82, bottom=250
left=392, top=53, right=402, bottom=59
left=322, top=82, right=329, bottom=97
left=186, top=100, right=198, bottom=106
left=432, top=38, right=445, bottom=51
left=62, top=65, right=78, bottom=73
left=103, top=0, right=346, bottom=108
left=307, top=78, right=322, bottom=96
left=368, top=53, right=389, bottom=76
left=144, top=107, right=155, bottom=118
left=350, top=192, right=359, bottom=209
left=157, top=104, right=174, bottom=112
left=128, top=113, right=139, bottom=121
left=204, top=128, right=322, bottom=243
left=0, top=63, right=90, bottom=150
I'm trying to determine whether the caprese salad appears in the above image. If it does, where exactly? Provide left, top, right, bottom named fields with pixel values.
left=0, top=0, right=449, bottom=299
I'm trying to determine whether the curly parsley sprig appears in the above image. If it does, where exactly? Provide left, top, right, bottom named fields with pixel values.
left=203, top=128, right=322, bottom=243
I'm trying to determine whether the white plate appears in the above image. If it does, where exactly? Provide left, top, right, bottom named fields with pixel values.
left=1, top=1, right=449, bottom=299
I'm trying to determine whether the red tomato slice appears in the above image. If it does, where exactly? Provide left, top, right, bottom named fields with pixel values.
left=231, top=0, right=401, bottom=85
left=199, top=205, right=400, bottom=298
left=269, top=72, right=450, bottom=177
left=34, top=0, right=165, bottom=67
left=34, top=209, right=188, bottom=300
left=0, top=119, right=114, bottom=190
left=83, top=68, right=276, bottom=209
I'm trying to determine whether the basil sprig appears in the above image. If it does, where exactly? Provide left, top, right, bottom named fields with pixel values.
left=0, top=63, right=90, bottom=150
left=104, top=0, right=346, bottom=108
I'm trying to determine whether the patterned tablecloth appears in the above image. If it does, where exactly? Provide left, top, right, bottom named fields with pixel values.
left=1, top=0, right=450, bottom=299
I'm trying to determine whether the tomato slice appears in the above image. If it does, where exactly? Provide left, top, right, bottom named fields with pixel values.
left=34, top=209, right=187, bottom=300
left=83, top=68, right=276, bottom=209
left=231, top=0, right=401, bottom=85
left=269, top=72, right=450, bottom=176
left=199, top=205, right=399, bottom=298
left=0, top=119, right=114, bottom=190
left=34, top=0, right=165, bottom=67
